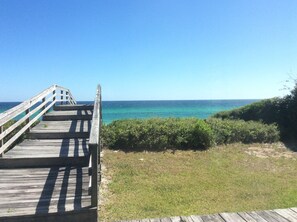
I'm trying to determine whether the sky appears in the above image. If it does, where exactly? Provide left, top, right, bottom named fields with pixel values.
left=0, top=0, right=296, bottom=101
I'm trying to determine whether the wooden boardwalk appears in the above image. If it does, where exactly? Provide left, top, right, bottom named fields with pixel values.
left=121, top=208, right=297, bottom=222
left=0, top=86, right=101, bottom=222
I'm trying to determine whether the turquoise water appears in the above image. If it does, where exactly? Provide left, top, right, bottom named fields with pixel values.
left=100, top=100, right=258, bottom=124
left=0, top=100, right=258, bottom=124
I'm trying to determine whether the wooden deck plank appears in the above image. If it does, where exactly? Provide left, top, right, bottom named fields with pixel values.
left=45, top=110, right=93, bottom=116
left=189, top=215, right=203, bottom=222
left=0, top=207, right=97, bottom=222
left=254, top=211, right=286, bottom=222
left=220, top=212, right=246, bottom=222
left=19, top=139, right=89, bottom=146
left=31, top=120, right=91, bottom=131
left=201, top=214, right=225, bottom=222
left=53, top=104, right=94, bottom=111
left=160, top=218, right=172, bottom=222
left=120, top=207, right=297, bottom=222
left=274, top=208, right=297, bottom=221
left=170, top=216, right=182, bottom=222
left=43, top=110, right=93, bottom=121
left=180, top=216, right=193, bottom=222
left=150, top=218, right=162, bottom=222
left=28, top=121, right=91, bottom=139
left=5, top=140, right=89, bottom=157
left=238, top=212, right=266, bottom=222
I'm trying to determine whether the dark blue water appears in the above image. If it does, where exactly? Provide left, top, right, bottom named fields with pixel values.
left=0, top=100, right=258, bottom=124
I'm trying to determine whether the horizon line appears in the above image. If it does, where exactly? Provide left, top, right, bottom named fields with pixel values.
left=0, top=98, right=269, bottom=103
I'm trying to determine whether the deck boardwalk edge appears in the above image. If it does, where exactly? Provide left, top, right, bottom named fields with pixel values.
left=0, top=207, right=97, bottom=222
left=118, top=207, right=297, bottom=222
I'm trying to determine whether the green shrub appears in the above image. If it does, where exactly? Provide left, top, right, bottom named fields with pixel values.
left=206, top=118, right=280, bottom=145
left=213, top=98, right=280, bottom=124
left=102, top=118, right=279, bottom=151
left=102, top=118, right=214, bottom=151
left=213, top=83, right=297, bottom=143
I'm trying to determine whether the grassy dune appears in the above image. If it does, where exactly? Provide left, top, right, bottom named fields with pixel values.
left=100, top=143, right=297, bottom=221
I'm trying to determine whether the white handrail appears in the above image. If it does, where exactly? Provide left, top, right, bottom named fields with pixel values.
left=0, top=84, right=76, bottom=155
left=88, top=84, right=102, bottom=207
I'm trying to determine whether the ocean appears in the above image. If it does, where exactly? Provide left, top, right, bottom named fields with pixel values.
left=0, top=100, right=258, bottom=124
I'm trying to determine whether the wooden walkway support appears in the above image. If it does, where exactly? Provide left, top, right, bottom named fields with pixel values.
left=120, top=208, right=297, bottom=222
left=0, top=85, right=102, bottom=222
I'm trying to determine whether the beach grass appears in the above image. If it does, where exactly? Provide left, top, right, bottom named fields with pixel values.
left=100, top=143, right=297, bottom=221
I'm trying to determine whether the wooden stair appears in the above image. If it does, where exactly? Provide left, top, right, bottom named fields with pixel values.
left=0, top=103, right=99, bottom=222
left=0, top=139, right=89, bottom=168
left=43, top=110, right=93, bottom=121
left=53, top=104, right=94, bottom=111
left=28, top=120, right=91, bottom=139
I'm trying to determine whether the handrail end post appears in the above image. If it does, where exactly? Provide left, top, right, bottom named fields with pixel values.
left=90, top=143, right=99, bottom=207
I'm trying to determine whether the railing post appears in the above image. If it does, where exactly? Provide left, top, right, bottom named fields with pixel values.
left=53, top=90, right=56, bottom=101
left=90, top=143, right=98, bottom=207
left=0, top=125, right=3, bottom=157
left=25, top=109, right=30, bottom=133
left=42, top=97, right=46, bottom=111
left=66, top=91, right=69, bottom=104
left=53, top=90, right=56, bottom=110
left=61, top=90, right=64, bottom=105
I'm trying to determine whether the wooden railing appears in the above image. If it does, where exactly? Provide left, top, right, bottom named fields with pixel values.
left=0, top=85, right=76, bottom=156
left=88, top=85, right=102, bottom=207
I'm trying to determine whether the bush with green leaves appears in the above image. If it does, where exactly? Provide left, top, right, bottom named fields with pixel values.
left=102, top=117, right=280, bottom=151
left=206, top=118, right=280, bottom=145
left=213, top=98, right=280, bottom=124
left=213, top=83, right=297, bottom=142
left=102, top=118, right=214, bottom=151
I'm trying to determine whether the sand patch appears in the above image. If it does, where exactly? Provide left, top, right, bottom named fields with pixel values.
left=245, top=143, right=297, bottom=159
left=99, top=150, right=112, bottom=206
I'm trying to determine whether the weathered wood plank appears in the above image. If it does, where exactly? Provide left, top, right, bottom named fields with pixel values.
left=238, top=212, right=266, bottom=222
left=274, top=208, right=297, bottom=221
left=160, top=218, right=172, bottom=222
left=45, top=110, right=93, bottom=116
left=220, top=212, right=246, bottom=222
left=256, top=210, right=288, bottom=222
left=201, top=214, right=225, bottom=222
left=189, top=215, right=203, bottom=222
left=0, top=204, right=93, bottom=216
left=5, top=143, right=89, bottom=157
left=180, top=216, right=193, bottom=222
left=53, top=105, right=93, bottom=111
left=150, top=219, right=162, bottom=222
left=0, top=156, right=88, bottom=168
left=170, top=216, right=182, bottom=222
left=28, top=132, right=90, bottom=139
left=30, top=120, right=91, bottom=131
left=43, top=110, right=93, bottom=121
left=0, top=207, right=97, bottom=222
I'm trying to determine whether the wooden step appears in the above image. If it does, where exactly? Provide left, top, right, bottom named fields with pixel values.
left=0, top=167, right=96, bottom=222
left=0, top=156, right=88, bottom=168
left=43, top=110, right=93, bottom=121
left=1, top=139, right=89, bottom=168
left=53, top=105, right=94, bottom=111
left=28, top=121, right=91, bottom=139
left=0, top=207, right=97, bottom=222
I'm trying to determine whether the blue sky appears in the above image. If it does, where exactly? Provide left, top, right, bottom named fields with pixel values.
left=0, top=0, right=296, bottom=101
